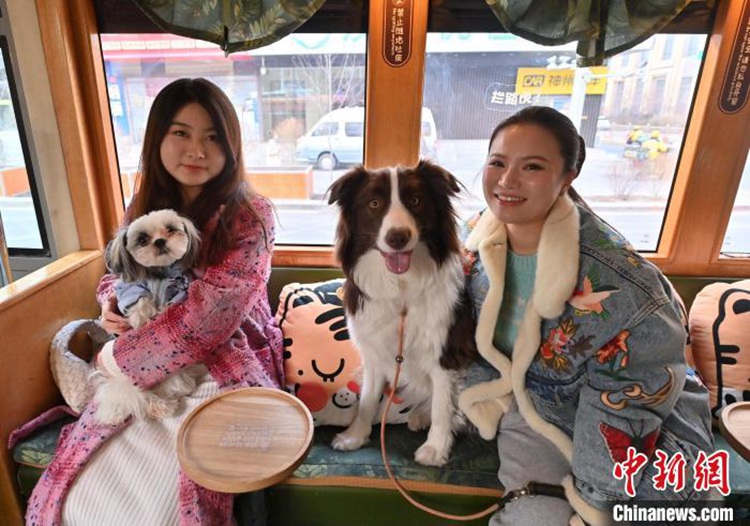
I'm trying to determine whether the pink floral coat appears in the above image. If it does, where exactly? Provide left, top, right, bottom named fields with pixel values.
left=25, top=196, right=284, bottom=525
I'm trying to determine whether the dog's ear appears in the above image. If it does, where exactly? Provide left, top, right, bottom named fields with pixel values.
left=416, top=159, right=461, bottom=195
left=327, top=165, right=370, bottom=206
left=179, top=217, right=202, bottom=268
left=106, top=229, right=141, bottom=282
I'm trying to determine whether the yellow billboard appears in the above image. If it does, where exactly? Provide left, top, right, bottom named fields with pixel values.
left=515, top=67, right=608, bottom=95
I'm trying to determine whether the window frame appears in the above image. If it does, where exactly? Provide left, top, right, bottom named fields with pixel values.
left=654, top=0, right=750, bottom=277
left=0, top=34, right=50, bottom=257
left=35, top=0, right=123, bottom=254
left=35, top=0, right=750, bottom=276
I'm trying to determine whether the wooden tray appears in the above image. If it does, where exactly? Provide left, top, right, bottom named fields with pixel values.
left=177, top=387, right=313, bottom=493
left=719, top=401, right=750, bottom=462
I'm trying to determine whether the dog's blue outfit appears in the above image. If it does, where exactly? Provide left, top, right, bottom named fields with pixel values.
left=114, top=264, right=190, bottom=316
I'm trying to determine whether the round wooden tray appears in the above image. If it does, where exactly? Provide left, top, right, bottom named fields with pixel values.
left=719, top=401, right=750, bottom=462
left=177, top=387, right=313, bottom=493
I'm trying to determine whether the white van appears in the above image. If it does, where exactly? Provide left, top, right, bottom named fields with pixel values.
left=295, top=106, right=438, bottom=170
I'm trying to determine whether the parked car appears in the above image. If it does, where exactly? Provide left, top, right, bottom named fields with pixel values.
left=295, top=106, right=438, bottom=169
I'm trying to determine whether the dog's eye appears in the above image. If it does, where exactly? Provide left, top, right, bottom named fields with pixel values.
left=137, top=234, right=149, bottom=247
left=368, top=199, right=380, bottom=209
left=409, top=196, right=420, bottom=206
left=166, top=225, right=177, bottom=234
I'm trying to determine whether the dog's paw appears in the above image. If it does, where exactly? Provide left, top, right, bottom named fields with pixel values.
left=129, top=298, right=159, bottom=328
left=407, top=409, right=431, bottom=432
left=331, top=430, right=368, bottom=451
left=147, top=396, right=179, bottom=419
left=92, top=374, right=143, bottom=425
left=414, top=443, right=449, bottom=467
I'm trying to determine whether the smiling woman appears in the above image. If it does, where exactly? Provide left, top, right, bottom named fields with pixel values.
left=482, top=115, right=578, bottom=255
left=461, top=106, right=716, bottom=526
left=159, top=102, right=227, bottom=205
left=24, top=77, right=285, bottom=525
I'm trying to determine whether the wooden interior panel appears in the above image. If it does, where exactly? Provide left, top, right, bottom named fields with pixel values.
left=273, top=247, right=336, bottom=268
left=0, top=251, right=104, bottom=526
left=34, top=0, right=124, bottom=250
left=659, top=0, right=750, bottom=277
left=364, top=0, right=429, bottom=169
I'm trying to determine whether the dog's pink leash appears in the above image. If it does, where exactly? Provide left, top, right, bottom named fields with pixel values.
left=379, top=309, right=500, bottom=521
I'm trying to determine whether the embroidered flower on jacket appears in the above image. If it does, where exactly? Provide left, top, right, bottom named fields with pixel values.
left=462, top=248, right=477, bottom=276
left=594, top=228, right=643, bottom=268
left=538, top=318, right=579, bottom=371
left=596, top=330, right=632, bottom=380
left=569, top=271, right=620, bottom=319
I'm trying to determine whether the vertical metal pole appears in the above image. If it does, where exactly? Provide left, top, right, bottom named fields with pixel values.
left=569, top=67, right=590, bottom=133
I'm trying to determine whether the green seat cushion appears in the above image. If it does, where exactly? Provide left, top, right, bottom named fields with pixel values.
left=257, top=425, right=502, bottom=526
left=286, top=425, right=500, bottom=492
left=14, top=415, right=750, bottom=522
left=12, top=415, right=76, bottom=498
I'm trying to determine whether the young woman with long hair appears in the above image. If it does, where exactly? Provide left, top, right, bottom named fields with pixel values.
left=27, top=78, right=284, bottom=525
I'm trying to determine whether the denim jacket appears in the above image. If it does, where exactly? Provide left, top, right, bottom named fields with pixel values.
left=458, top=195, right=714, bottom=524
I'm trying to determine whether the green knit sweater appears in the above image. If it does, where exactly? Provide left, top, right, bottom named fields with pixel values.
left=493, top=251, right=537, bottom=354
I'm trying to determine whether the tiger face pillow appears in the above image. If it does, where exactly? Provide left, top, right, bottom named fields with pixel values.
left=689, top=279, right=750, bottom=421
left=276, top=279, right=411, bottom=426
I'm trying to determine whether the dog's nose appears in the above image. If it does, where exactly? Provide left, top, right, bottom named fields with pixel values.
left=385, top=228, right=411, bottom=251
left=154, top=238, right=167, bottom=250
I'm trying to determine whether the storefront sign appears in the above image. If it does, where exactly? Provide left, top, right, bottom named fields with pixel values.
left=483, top=83, right=540, bottom=110
left=383, top=0, right=412, bottom=67
left=719, top=1, right=750, bottom=114
left=516, top=67, right=608, bottom=95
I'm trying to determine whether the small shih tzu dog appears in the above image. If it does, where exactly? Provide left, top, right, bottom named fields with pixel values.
left=92, top=209, right=204, bottom=425
left=106, top=209, right=202, bottom=329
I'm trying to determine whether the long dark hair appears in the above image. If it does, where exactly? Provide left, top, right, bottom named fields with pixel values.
left=129, top=77, right=266, bottom=264
left=488, top=106, right=588, bottom=204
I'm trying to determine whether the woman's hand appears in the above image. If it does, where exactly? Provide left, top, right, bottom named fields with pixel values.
left=100, top=296, right=131, bottom=335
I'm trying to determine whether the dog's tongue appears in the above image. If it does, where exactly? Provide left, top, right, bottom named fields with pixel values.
left=382, top=251, right=412, bottom=274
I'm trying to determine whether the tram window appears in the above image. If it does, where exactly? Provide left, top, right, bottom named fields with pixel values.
left=422, top=32, right=707, bottom=252
left=722, top=151, right=750, bottom=256
left=0, top=37, right=48, bottom=256
left=100, top=32, right=365, bottom=246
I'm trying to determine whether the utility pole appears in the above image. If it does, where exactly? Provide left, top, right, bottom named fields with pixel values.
left=546, top=55, right=589, bottom=132
left=569, top=68, right=591, bottom=133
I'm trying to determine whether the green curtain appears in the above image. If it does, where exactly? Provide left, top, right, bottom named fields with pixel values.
left=133, top=0, right=327, bottom=54
left=485, top=0, right=692, bottom=66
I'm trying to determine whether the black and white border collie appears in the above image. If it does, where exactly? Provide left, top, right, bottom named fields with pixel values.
left=327, top=159, right=476, bottom=466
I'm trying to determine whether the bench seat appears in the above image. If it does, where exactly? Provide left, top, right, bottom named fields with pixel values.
left=14, top=419, right=501, bottom=525
left=13, top=416, right=750, bottom=525
left=9, top=270, right=750, bottom=524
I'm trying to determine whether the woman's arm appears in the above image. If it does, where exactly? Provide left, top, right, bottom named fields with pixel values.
left=97, top=209, right=135, bottom=335
left=107, top=198, right=275, bottom=389
left=96, top=273, right=118, bottom=305
left=570, top=298, right=688, bottom=507
left=96, top=255, right=132, bottom=335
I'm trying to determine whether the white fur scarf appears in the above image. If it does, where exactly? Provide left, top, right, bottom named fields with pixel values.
left=458, top=195, right=611, bottom=526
